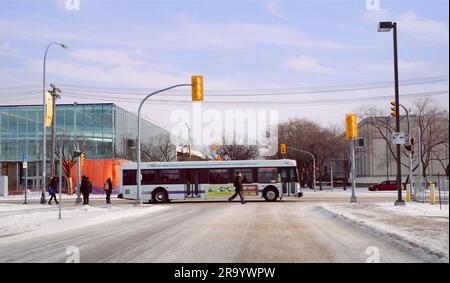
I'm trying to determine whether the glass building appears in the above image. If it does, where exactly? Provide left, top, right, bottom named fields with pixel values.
left=0, top=103, right=170, bottom=190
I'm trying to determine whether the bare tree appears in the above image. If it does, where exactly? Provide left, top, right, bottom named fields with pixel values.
left=54, top=135, right=88, bottom=194
left=201, top=138, right=260, bottom=161
left=141, top=134, right=177, bottom=162
left=360, top=98, right=449, bottom=179
left=278, top=118, right=346, bottom=189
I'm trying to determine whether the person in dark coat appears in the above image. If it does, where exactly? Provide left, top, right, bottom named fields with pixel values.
left=228, top=172, right=246, bottom=204
left=104, top=177, right=113, bottom=204
left=48, top=177, right=59, bottom=205
left=80, top=176, right=92, bottom=205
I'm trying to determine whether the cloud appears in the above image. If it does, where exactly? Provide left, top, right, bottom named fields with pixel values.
left=362, top=8, right=392, bottom=22
left=365, top=59, right=449, bottom=77
left=262, top=1, right=284, bottom=18
left=282, top=56, right=334, bottom=74
left=0, top=16, right=350, bottom=52
left=0, top=42, right=19, bottom=56
left=68, top=49, right=144, bottom=67
left=399, top=11, right=449, bottom=46
left=163, top=18, right=351, bottom=51
left=362, top=10, right=449, bottom=46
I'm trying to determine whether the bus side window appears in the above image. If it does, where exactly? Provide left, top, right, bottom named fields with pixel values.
left=123, top=169, right=137, bottom=186
left=141, top=169, right=157, bottom=185
left=232, top=168, right=253, bottom=183
left=257, top=168, right=277, bottom=183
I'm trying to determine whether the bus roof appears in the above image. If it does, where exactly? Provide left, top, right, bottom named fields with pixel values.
left=121, top=159, right=297, bottom=170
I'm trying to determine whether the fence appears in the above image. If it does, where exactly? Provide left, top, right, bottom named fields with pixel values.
left=413, top=176, right=449, bottom=205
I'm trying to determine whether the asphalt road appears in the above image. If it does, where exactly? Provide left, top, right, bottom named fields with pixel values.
left=0, top=192, right=424, bottom=263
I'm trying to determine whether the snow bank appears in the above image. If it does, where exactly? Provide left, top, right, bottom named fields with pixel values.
left=318, top=202, right=449, bottom=263
left=0, top=204, right=169, bottom=244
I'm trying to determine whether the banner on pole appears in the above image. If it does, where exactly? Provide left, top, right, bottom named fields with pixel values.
left=45, top=91, right=53, bottom=128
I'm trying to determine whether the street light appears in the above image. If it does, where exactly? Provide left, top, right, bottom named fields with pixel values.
left=378, top=21, right=405, bottom=206
left=136, top=78, right=202, bottom=205
left=41, top=42, right=68, bottom=204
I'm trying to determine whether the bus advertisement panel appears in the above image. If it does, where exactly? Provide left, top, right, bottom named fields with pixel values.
left=205, top=184, right=259, bottom=197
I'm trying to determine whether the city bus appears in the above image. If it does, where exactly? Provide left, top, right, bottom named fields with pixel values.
left=118, top=159, right=302, bottom=203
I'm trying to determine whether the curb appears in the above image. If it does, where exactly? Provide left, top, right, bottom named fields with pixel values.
left=316, top=204, right=449, bottom=263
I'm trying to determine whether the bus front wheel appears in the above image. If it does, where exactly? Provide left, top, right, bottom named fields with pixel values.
left=152, top=188, right=169, bottom=204
left=263, top=187, right=279, bottom=202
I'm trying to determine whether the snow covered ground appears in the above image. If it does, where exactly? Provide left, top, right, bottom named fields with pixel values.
left=318, top=202, right=449, bottom=263
left=0, top=191, right=113, bottom=200
left=0, top=203, right=169, bottom=244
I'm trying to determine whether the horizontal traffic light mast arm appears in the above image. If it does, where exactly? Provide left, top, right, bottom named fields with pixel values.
left=139, top=83, right=192, bottom=112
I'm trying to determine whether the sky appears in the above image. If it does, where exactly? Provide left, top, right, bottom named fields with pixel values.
left=0, top=0, right=449, bottom=133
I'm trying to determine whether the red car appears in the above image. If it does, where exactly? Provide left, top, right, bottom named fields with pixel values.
left=369, top=180, right=406, bottom=191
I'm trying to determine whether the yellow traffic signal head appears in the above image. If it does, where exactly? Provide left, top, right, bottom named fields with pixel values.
left=80, top=153, right=85, bottom=166
left=345, top=113, right=358, bottom=140
left=191, top=75, right=204, bottom=101
left=390, top=101, right=397, bottom=117
left=280, top=143, right=287, bottom=155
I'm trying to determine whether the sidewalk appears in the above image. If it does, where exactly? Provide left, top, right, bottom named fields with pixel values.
left=0, top=203, right=169, bottom=244
left=318, top=202, right=449, bottom=263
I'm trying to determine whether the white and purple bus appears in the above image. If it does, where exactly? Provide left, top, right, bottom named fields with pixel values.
left=118, top=159, right=302, bottom=203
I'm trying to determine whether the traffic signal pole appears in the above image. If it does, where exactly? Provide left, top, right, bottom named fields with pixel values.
left=400, top=104, right=413, bottom=200
left=350, top=139, right=357, bottom=203
left=136, top=83, right=193, bottom=205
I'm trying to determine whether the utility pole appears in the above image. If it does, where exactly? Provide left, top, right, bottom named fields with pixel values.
left=49, top=83, right=61, bottom=180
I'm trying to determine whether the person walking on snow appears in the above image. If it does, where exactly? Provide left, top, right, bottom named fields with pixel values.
left=80, top=176, right=92, bottom=205
left=228, top=172, right=246, bottom=204
left=104, top=177, right=113, bottom=204
left=48, top=177, right=59, bottom=205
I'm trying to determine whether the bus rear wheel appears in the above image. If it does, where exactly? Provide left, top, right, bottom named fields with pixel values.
left=152, top=188, right=168, bottom=204
left=263, top=187, right=279, bottom=202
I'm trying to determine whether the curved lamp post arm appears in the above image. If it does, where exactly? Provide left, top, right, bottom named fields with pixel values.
left=136, top=83, right=192, bottom=205
left=41, top=41, right=68, bottom=204
left=286, top=146, right=316, bottom=191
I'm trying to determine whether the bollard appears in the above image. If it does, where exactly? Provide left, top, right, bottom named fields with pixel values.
left=430, top=183, right=436, bottom=205
left=406, top=184, right=411, bottom=202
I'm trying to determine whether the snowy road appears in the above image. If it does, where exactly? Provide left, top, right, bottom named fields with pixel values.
left=0, top=199, right=425, bottom=263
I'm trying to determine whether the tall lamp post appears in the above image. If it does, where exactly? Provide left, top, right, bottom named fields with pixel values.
left=378, top=21, right=405, bottom=206
left=136, top=76, right=203, bottom=205
left=41, top=42, right=68, bottom=204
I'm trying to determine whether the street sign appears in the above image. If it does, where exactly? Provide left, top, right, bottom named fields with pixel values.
left=23, top=162, right=28, bottom=169
left=392, top=132, right=405, bottom=145
left=22, top=154, right=27, bottom=162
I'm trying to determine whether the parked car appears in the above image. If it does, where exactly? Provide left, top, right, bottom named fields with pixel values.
left=369, top=180, right=406, bottom=191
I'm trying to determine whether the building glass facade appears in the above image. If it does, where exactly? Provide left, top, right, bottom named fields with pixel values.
left=0, top=103, right=170, bottom=190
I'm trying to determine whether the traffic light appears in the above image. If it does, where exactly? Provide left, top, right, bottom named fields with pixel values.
left=390, top=101, right=397, bottom=118
left=345, top=114, right=358, bottom=140
left=80, top=153, right=85, bottom=166
left=280, top=143, right=287, bottom=155
left=411, top=137, right=415, bottom=156
left=191, top=75, right=204, bottom=101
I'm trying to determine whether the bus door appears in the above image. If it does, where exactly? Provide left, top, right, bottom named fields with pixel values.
left=279, top=168, right=289, bottom=196
left=288, top=167, right=298, bottom=195
left=185, top=170, right=200, bottom=198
